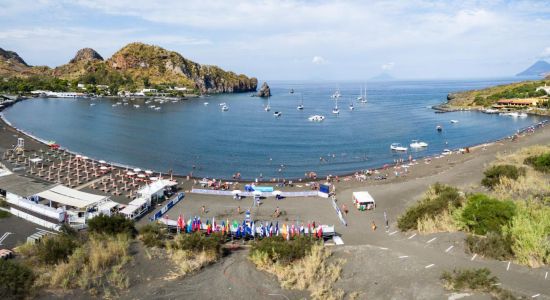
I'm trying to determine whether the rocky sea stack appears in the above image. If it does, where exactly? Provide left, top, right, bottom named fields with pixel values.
left=257, top=82, right=271, bottom=97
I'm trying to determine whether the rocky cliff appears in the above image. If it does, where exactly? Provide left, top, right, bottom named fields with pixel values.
left=105, top=42, right=257, bottom=93
left=0, top=43, right=257, bottom=94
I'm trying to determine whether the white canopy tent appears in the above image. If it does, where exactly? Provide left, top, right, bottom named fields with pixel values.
left=36, top=185, right=109, bottom=209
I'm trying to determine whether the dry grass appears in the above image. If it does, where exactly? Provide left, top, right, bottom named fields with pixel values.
left=164, top=248, right=218, bottom=280
left=417, top=209, right=461, bottom=234
left=47, top=234, right=132, bottom=290
left=491, top=145, right=550, bottom=202
left=250, top=243, right=345, bottom=300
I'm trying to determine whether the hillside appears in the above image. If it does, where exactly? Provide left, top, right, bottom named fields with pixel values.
left=446, top=78, right=549, bottom=108
left=517, top=60, right=550, bottom=77
left=0, top=43, right=257, bottom=94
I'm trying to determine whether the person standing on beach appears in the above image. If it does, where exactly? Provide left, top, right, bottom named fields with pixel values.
left=201, top=205, right=206, bottom=215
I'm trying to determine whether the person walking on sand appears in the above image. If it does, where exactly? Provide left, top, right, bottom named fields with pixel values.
left=237, top=206, right=241, bottom=215
left=342, top=204, right=348, bottom=215
left=201, top=205, right=206, bottom=215
left=371, top=221, right=377, bottom=231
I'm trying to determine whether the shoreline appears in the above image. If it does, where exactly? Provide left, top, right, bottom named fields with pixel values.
left=1, top=109, right=548, bottom=184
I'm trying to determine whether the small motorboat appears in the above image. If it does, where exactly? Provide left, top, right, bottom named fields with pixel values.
left=390, top=143, right=408, bottom=151
left=436, top=125, right=443, bottom=132
left=219, top=102, right=226, bottom=106
left=133, top=104, right=140, bottom=108
left=349, top=103, right=354, bottom=110
left=154, top=107, right=161, bottom=111
left=518, top=112, right=528, bottom=118
left=112, top=104, right=118, bottom=107
left=90, top=103, right=96, bottom=106
left=442, top=149, right=453, bottom=155
left=204, top=102, right=209, bottom=106
left=149, top=105, right=156, bottom=109
left=332, top=107, right=340, bottom=114
left=450, top=120, right=459, bottom=123
left=297, top=104, right=304, bottom=110
left=410, top=140, right=428, bottom=148
left=221, top=105, right=229, bottom=111
left=308, top=115, right=325, bottom=122
left=290, top=88, right=294, bottom=94
left=274, top=111, right=282, bottom=117
left=265, top=105, right=271, bottom=112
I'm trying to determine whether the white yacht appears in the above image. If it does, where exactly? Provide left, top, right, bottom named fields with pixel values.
left=390, top=143, right=408, bottom=151
left=308, top=115, right=325, bottom=122
left=410, top=140, right=428, bottom=148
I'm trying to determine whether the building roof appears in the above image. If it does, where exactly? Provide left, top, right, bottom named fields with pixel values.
left=0, top=174, right=53, bottom=197
left=36, top=185, right=108, bottom=209
left=137, top=179, right=176, bottom=197
left=497, top=98, right=539, bottom=104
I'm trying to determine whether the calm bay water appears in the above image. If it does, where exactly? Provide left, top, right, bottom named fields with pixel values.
left=4, top=78, right=547, bottom=180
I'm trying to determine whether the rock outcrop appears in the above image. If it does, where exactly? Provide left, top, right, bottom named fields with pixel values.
left=257, top=82, right=271, bottom=97
left=69, top=48, right=103, bottom=63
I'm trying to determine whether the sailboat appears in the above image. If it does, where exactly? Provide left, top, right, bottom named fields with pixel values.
left=358, top=86, right=368, bottom=103
left=297, top=94, right=304, bottom=110
left=349, top=97, right=354, bottom=110
left=332, top=94, right=340, bottom=114
left=265, top=96, right=271, bottom=111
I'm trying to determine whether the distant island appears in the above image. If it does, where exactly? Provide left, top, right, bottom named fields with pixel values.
left=516, top=60, right=550, bottom=77
left=370, top=72, right=395, bottom=81
left=0, top=43, right=258, bottom=96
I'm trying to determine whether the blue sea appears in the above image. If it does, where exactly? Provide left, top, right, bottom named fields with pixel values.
left=4, top=78, right=547, bottom=180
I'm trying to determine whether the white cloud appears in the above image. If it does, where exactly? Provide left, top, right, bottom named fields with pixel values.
left=381, top=62, right=395, bottom=71
left=540, top=47, right=550, bottom=59
left=312, top=56, right=326, bottom=65
left=1, top=0, right=550, bottom=78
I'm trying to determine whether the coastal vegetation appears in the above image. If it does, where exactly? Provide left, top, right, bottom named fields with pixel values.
left=0, top=43, right=257, bottom=95
left=481, top=165, right=525, bottom=189
left=441, top=268, right=516, bottom=299
left=249, top=237, right=345, bottom=300
left=138, top=226, right=224, bottom=279
left=446, top=78, right=549, bottom=108
left=165, top=233, right=224, bottom=278
left=11, top=216, right=135, bottom=297
left=398, top=145, right=550, bottom=268
left=0, top=259, right=36, bottom=299
left=397, top=183, right=464, bottom=232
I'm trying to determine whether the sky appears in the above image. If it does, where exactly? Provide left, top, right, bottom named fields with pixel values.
left=1, top=0, right=550, bottom=80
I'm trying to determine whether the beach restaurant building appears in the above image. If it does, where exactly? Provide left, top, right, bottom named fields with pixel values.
left=120, top=179, right=177, bottom=220
left=5, top=183, right=120, bottom=230
left=496, top=98, right=541, bottom=107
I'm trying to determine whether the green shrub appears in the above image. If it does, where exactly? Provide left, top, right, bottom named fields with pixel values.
left=466, top=232, right=514, bottom=260
left=481, top=165, right=525, bottom=189
left=35, top=234, right=78, bottom=265
left=0, top=199, right=8, bottom=208
left=503, top=202, right=550, bottom=267
left=139, top=223, right=167, bottom=248
left=460, top=194, right=516, bottom=235
left=87, top=215, right=136, bottom=237
left=0, top=259, right=35, bottom=299
left=249, top=236, right=315, bottom=265
left=524, top=152, right=550, bottom=173
left=0, top=210, right=9, bottom=219
left=398, top=184, right=463, bottom=231
left=169, top=232, right=224, bottom=255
